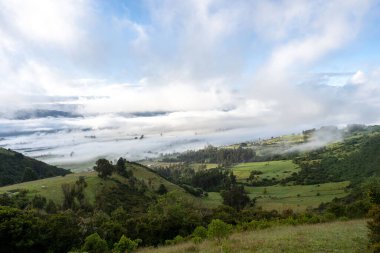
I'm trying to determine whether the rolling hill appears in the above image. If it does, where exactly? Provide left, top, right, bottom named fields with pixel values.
left=0, top=148, right=70, bottom=186
left=0, top=161, right=189, bottom=205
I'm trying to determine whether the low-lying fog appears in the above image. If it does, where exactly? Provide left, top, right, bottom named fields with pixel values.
left=0, top=106, right=347, bottom=172
left=0, top=111, right=269, bottom=168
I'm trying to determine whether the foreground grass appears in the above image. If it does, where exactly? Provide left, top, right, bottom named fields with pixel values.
left=231, top=160, right=299, bottom=182
left=138, top=219, right=369, bottom=253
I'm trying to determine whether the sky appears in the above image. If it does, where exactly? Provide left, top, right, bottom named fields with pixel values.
left=1, top=0, right=380, bottom=167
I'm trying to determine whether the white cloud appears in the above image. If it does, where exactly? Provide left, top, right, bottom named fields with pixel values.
left=0, top=0, right=379, bottom=164
left=350, top=70, right=367, bottom=85
left=0, top=0, right=88, bottom=46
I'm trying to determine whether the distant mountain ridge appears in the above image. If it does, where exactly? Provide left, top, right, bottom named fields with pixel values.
left=12, top=109, right=83, bottom=120
left=0, top=148, right=71, bottom=186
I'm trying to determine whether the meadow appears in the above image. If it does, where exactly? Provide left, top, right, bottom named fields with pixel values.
left=203, top=181, right=350, bottom=211
left=0, top=162, right=186, bottom=205
left=137, top=219, right=368, bottom=253
left=231, top=160, right=299, bottom=182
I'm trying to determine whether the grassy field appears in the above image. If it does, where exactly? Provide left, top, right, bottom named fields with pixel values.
left=137, top=219, right=369, bottom=253
left=247, top=181, right=350, bottom=211
left=56, top=160, right=96, bottom=172
left=0, top=172, right=101, bottom=204
left=0, top=163, right=187, bottom=205
left=231, top=160, right=300, bottom=182
left=141, top=161, right=218, bottom=171
left=202, top=181, right=350, bottom=211
left=202, top=192, right=223, bottom=207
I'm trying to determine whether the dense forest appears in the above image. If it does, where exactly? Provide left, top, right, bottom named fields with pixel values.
left=163, top=145, right=256, bottom=166
left=0, top=148, right=70, bottom=186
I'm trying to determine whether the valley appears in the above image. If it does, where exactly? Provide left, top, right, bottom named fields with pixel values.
left=1, top=124, right=379, bottom=252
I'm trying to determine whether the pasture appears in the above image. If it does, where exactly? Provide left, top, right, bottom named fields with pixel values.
left=231, top=160, right=299, bottom=182
left=246, top=181, right=350, bottom=211
left=203, top=181, right=350, bottom=211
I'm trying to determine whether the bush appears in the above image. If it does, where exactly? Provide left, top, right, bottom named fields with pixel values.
left=156, top=184, right=168, bottom=195
left=113, top=235, right=141, bottom=253
left=192, top=236, right=203, bottom=244
left=165, top=235, right=185, bottom=245
left=207, top=219, right=232, bottom=243
left=82, top=233, right=108, bottom=253
left=192, top=226, right=207, bottom=239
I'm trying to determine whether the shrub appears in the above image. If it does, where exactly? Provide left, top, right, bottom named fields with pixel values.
left=192, top=226, right=207, bottom=239
left=82, top=233, right=108, bottom=253
left=192, top=236, right=203, bottom=244
left=207, top=219, right=232, bottom=243
left=113, top=235, right=141, bottom=253
left=157, top=184, right=168, bottom=195
left=165, top=235, right=184, bottom=245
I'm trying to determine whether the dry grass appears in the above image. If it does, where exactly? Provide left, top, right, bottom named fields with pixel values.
left=137, top=219, right=369, bottom=253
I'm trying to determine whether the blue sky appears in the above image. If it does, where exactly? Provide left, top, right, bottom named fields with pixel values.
left=1, top=0, right=380, bottom=163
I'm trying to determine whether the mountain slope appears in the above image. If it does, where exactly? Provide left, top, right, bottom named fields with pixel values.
left=0, top=148, right=70, bottom=186
left=289, top=127, right=380, bottom=185
left=0, top=161, right=190, bottom=208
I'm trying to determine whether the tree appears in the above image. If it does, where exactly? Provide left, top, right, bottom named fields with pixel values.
left=0, top=206, right=46, bottom=252
left=45, top=211, right=82, bottom=253
left=115, top=157, right=126, bottom=174
left=192, top=226, right=207, bottom=239
left=113, top=235, right=141, bottom=253
left=145, top=192, right=204, bottom=245
left=367, top=178, right=380, bottom=252
left=45, top=200, right=57, bottom=214
left=22, top=167, right=38, bottom=182
left=31, top=195, right=46, bottom=209
left=157, top=184, right=168, bottom=195
left=82, top=233, right=108, bottom=253
left=61, top=177, right=89, bottom=210
left=94, top=159, right=114, bottom=179
left=220, top=185, right=251, bottom=211
left=247, top=170, right=263, bottom=184
left=207, top=219, right=232, bottom=244
left=61, top=183, right=75, bottom=210
left=115, top=158, right=133, bottom=178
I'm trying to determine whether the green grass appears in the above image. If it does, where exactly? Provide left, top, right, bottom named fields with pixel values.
left=0, top=148, right=14, bottom=156
left=247, top=181, right=350, bottom=211
left=202, top=181, right=350, bottom=211
left=128, top=163, right=187, bottom=192
left=189, top=163, right=218, bottom=171
left=140, top=161, right=218, bottom=171
left=0, top=163, right=188, bottom=205
left=201, top=192, right=223, bottom=207
left=57, top=160, right=96, bottom=172
left=137, top=219, right=369, bottom=253
left=231, top=160, right=300, bottom=182
left=0, top=172, right=101, bottom=204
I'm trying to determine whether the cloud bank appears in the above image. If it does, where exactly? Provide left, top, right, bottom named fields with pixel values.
left=0, top=0, right=380, bottom=165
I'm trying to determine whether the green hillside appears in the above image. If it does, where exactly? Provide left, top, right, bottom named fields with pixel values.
left=0, top=148, right=70, bottom=186
left=288, top=126, right=380, bottom=185
left=0, top=161, right=188, bottom=206
left=137, top=219, right=368, bottom=253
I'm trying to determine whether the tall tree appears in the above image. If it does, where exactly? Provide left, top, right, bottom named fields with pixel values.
left=220, top=185, right=251, bottom=211
left=22, top=167, right=38, bottom=182
left=94, top=159, right=114, bottom=179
